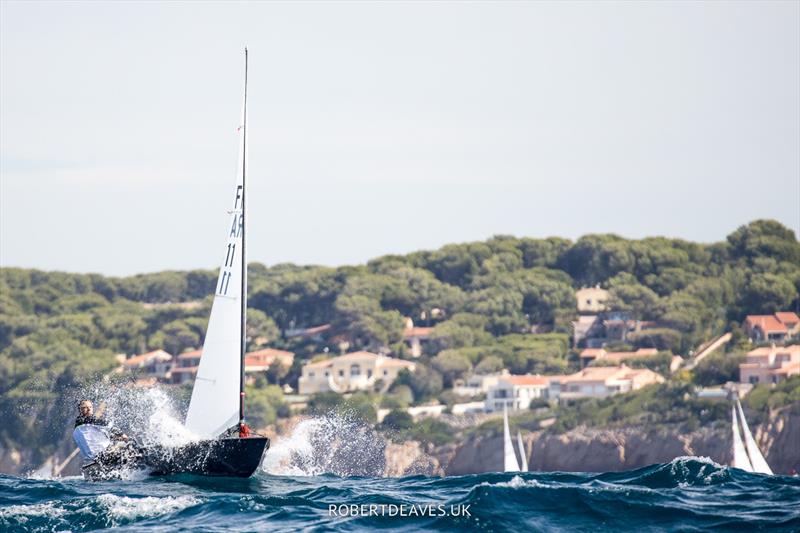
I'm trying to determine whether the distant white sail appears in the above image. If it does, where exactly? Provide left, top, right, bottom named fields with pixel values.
left=516, top=430, right=529, bottom=472
left=731, top=405, right=753, bottom=472
left=185, top=88, right=248, bottom=439
left=736, top=399, right=773, bottom=475
left=503, top=405, right=520, bottom=472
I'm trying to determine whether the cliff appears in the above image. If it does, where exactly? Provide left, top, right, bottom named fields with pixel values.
left=442, top=406, right=800, bottom=475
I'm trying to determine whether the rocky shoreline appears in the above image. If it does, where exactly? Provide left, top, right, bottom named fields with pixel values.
left=3, top=407, right=797, bottom=478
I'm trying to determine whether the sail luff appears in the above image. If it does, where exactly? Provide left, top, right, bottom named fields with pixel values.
left=516, top=431, right=529, bottom=472
left=503, top=405, right=520, bottom=472
left=239, top=47, right=248, bottom=426
left=731, top=405, right=753, bottom=472
left=736, top=399, right=773, bottom=475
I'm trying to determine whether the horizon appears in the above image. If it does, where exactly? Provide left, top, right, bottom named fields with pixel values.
left=2, top=2, right=798, bottom=276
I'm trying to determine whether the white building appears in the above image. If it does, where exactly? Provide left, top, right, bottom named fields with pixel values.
left=485, top=374, right=550, bottom=412
left=298, top=351, right=415, bottom=395
left=453, top=370, right=510, bottom=397
left=122, top=349, right=173, bottom=381
left=551, top=365, right=665, bottom=401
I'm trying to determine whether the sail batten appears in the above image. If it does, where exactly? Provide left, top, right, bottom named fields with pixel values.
left=736, top=399, right=773, bottom=475
left=503, top=405, right=521, bottom=472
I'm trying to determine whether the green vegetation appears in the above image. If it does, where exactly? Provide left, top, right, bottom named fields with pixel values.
left=548, top=383, right=730, bottom=433
left=1, top=219, right=799, bottom=464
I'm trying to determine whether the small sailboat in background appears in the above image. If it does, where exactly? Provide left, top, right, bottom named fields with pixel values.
left=503, top=405, right=520, bottom=472
left=516, top=430, right=529, bottom=472
left=730, top=398, right=772, bottom=475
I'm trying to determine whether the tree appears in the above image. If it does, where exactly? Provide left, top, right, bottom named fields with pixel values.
left=379, top=409, right=414, bottom=431
left=247, top=308, right=280, bottom=346
left=431, top=350, right=472, bottom=388
left=727, top=220, right=800, bottom=265
left=739, top=273, right=798, bottom=315
left=393, top=367, right=443, bottom=403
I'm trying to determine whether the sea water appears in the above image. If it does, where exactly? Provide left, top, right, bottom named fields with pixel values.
left=2, top=457, right=799, bottom=532
left=4, top=388, right=798, bottom=532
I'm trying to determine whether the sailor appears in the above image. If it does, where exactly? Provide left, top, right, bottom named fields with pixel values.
left=72, top=399, right=129, bottom=461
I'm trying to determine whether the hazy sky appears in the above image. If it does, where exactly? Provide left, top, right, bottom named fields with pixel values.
left=1, top=1, right=798, bottom=276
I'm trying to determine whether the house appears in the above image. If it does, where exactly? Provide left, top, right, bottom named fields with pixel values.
left=739, top=344, right=800, bottom=385
left=571, top=311, right=659, bottom=348
left=550, top=365, right=664, bottom=401
left=576, top=286, right=610, bottom=314
left=298, top=351, right=415, bottom=395
left=485, top=374, right=550, bottom=412
left=579, top=347, right=659, bottom=367
left=171, top=348, right=296, bottom=385
left=453, top=370, right=510, bottom=397
left=572, top=315, right=603, bottom=347
left=171, top=349, right=201, bottom=385
left=742, top=312, right=800, bottom=343
left=244, top=348, right=295, bottom=372
left=122, top=349, right=173, bottom=381
left=402, top=318, right=434, bottom=357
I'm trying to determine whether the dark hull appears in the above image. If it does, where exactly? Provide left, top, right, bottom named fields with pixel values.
left=82, top=437, right=269, bottom=481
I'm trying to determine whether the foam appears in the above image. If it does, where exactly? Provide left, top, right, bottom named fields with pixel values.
left=96, top=494, right=200, bottom=521
left=261, top=411, right=385, bottom=477
left=0, top=502, right=66, bottom=522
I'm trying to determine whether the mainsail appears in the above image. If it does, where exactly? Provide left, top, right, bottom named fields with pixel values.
left=185, top=52, right=249, bottom=439
left=503, top=405, right=521, bottom=472
left=731, top=405, right=753, bottom=472
left=516, top=430, right=529, bottom=472
left=735, top=399, right=773, bottom=475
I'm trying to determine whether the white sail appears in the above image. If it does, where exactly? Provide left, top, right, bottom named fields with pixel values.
left=516, top=430, right=529, bottom=472
left=731, top=405, right=753, bottom=472
left=736, top=399, right=773, bottom=475
left=185, top=60, right=248, bottom=439
left=503, top=404, right=520, bottom=472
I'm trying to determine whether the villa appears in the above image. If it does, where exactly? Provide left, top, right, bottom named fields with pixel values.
left=485, top=374, right=550, bottom=412
left=298, top=351, right=415, bottom=395
left=550, top=365, right=665, bottom=401
left=742, top=312, right=800, bottom=343
left=739, top=344, right=800, bottom=385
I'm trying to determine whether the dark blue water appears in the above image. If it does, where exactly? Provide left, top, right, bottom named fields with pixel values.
left=1, top=457, right=798, bottom=532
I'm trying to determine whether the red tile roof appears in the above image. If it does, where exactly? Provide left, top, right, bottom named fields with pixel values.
left=403, top=327, right=434, bottom=338
left=505, top=375, right=549, bottom=386
left=122, top=349, right=172, bottom=367
left=744, top=315, right=788, bottom=333
left=177, top=349, right=202, bottom=360
left=775, top=312, right=800, bottom=326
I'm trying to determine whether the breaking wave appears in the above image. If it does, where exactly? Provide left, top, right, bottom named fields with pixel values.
left=2, top=457, right=799, bottom=532
left=262, top=412, right=386, bottom=476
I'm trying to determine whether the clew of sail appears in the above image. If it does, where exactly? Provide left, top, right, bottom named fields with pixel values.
left=503, top=405, right=521, bottom=472
left=736, top=399, right=773, bottom=475
left=731, top=404, right=753, bottom=472
left=185, top=85, right=248, bottom=440
left=516, top=430, right=529, bottom=472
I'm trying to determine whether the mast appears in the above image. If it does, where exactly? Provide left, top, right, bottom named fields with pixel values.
left=239, top=47, right=248, bottom=428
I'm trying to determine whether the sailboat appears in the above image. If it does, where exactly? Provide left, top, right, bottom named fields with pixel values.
left=516, top=430, right=529, bottom=472
left=503, top=405, right=520, bottom=472
left=82, top=49, right=269, bottom=480
left=730, top=398, right=772, bottom=475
